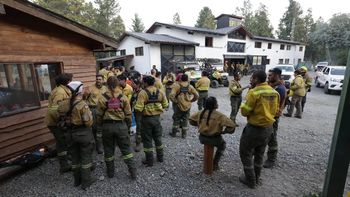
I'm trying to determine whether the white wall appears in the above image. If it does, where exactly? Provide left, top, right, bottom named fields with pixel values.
left=118, top=36, right=151, bottom=74
left=149, top=44, right=161, bottom=72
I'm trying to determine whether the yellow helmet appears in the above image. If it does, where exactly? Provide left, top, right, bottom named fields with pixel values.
left=300, top=66, right=308, bottom=72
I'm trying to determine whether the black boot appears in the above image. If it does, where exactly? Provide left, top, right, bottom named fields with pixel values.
left=81, top=168, right=96, bottom=190
left=239, top=168, right=256, bottom=189
left=142, top=152, right=154, bottom=167
left=156, top=149, right=164, bottom=163
left=105, top=161, right=115, bottom=178
left=134, top=136, right=142, bottom=152
left=263, top=159, right=276, bottom=168
left=255, top=166, right=262, bottom=186
left=170, top=126, right=179, bottom=137
left=59, top=155, right=71, bottom=174
left=72, top=168, right=81, bottom=187
left=213, top=150, right=223, bottom=171
left=181, top=129, right=187, bottom=139
left=128, top=167, right=137, bottom=180
left=95, top=137, right=104, bottom=154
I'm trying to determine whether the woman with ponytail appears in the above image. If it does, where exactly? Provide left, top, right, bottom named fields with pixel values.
left=189, top=96, right=235, bottom=171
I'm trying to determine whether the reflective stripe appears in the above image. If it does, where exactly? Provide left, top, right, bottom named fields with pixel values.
left=71, top=164, right=81, bottom=169
left=81, top=163, right=93, bottom=169
left=122, top=153, right=134, bottom=160
left=243, top=165, right=254, bottom=170
left=182, top=127, right=189, bottom=131
left=240, top=103, right=253, bottom=112
left=96, top=133, right=103, bottom=138
left=105, top=156, right=115, bottom=162
left=143, top=147, right=154, bottom=153
left=48, top=106, right=58, bottom=112
left=134, top=104, right=144, bottom=112
left=57, top=151, right=67, bottom=156
left=156, top=145, right=164, bottom=150
left=252, top=89, right=277, bottom=95
left=269, top=146, right=278, bottom=151
left=254, top=163, right=263, bottom=168
left=144, top=103, right=163, bottom=111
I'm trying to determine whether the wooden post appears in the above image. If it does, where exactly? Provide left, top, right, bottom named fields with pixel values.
left=322, top=50, right=350, bottom=197
left=203, top=144, right=214, bottom=175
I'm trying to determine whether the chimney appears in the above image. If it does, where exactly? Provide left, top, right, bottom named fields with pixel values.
left=215, top=14, right=243, bottom=29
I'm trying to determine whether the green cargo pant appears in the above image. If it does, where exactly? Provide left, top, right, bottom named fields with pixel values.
left=287, top=95, right=303, bottom=117
left=90, top=107, right=102, bottom=144
left=141, top=115, right=163, bottom=155
left=165, top=88, right=172, bottom=103
left=172, top=103, right=190, bottom=132
left=66, top=127, right=95, bottom=171
left=102, top=121, right=135, bottom=168
left=135, top=113, right=142, bottom=144
left=48, top=126, right=69, bottom=158
left=197, top=91, right=208, bottom=110
left=230, top=96, right=242, bottom=124
left=266, top=118, right=279, bottom=162
left=240, top=124, right=273, bottom=180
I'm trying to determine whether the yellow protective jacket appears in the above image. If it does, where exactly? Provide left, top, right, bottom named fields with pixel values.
left=86, top=84, right=107, bottom=107
left=96, top=89, right=132, bottom=124
left=170, top=81, right=199, bottom=112
left=163, top=74, right=176, bottom=89
left=134, top=86, right=168, bottom=116
left=229, top=80, right=243, bottom=96
left=58, top=98, right=93, bottom=127
left=115, top=84, right=133, bottom=101
left=99, top=68, right=114, bottom=82
left=290, top=75, right=306, bottom=97
left=189, top=110, right=235, bottom=136
left=195, top=77, right=210, bottom=91
left=240, top=82, right=280, bottom=127
left=45, top=85, right=72, bottom=126
left=303, top=74, right=313, bottom=92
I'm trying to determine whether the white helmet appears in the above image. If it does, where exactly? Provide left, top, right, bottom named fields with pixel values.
left=67, top=81, right=83, bottom=94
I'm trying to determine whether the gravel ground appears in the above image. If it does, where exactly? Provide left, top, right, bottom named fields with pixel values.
left=0, top=73, right=347, bottom=197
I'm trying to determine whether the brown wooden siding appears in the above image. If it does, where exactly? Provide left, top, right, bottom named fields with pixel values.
left=0, top=7, right=101, bottom=162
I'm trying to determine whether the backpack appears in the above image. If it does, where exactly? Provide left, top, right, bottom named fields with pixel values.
left=175, top=84, right=189, bottom=98
left=103, top=93, right=123, bottom=110
left=145, top=89, right=160, bottom=104
left=57, top=100, right=81, bottom=131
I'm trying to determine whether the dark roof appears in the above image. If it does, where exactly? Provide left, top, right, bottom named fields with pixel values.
left=97, top=55, right=134, bottom=62
left=3, top=0, right=118, bottom=48
left=215, top=14, right=243, bottom=20
left=146, top=22, right=227, bottom=35
left=119, top=32, right=199, bottom=46
left=252, top=36, right=304, bottom=45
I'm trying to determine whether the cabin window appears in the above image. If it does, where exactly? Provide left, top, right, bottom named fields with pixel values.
left=252, top=56, right=262, bottom=65
left=285, top=59, right=290, bottom=64
left=255, top=42, right=262, bottom=48
left=135, top=47, right=144, bottom=56
left=278, top=59, right=284, bottom=64
left=228, top=30, right=246, bottom=40
left=266, top=59, right=270, bottom=65
left=299, top=46, right=303, bottom=51
left=0, top=63, right=39, bottom=117
left=205, top=37, right=213, bottom=47
left=267, top=43, right=272, bottom=49
left=298, top=59, right=302, bottom=64
left=34, top=63, right=61, bottom=101
left=120, top=49, right=126, bottom=56
left=287, top=45, right=291, bottom=50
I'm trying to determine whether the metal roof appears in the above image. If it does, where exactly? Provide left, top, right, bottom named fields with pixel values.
left=253, top=36, right=304, bottom=45
left=215, top=14, right=243, bottom=20
left=146, top=22, right=227, bottom=35
left=121, top=32, right=199, bottom=46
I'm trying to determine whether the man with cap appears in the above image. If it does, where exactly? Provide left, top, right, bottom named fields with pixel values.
left=195, top=70, right=210, bottom=110
left=57, top=81, right=96, bottom=190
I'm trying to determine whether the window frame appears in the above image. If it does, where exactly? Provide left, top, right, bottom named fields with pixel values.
left=135, top=47, right=144, bottom=56
left=299, top=46, right=303, bottom=51
left=285, top=59, right=290, bottom=64
left=255, top=42, right=262, bottom=48
left=286, top=45, right=291, bottom=50
left=280, top=44, right=285, bottom=50
left=267, top=43, right=272, bottom=49
left=278, top=59, right=284, bottom=64
left=205, top=37, right=213, bottom=47
left=120, top=49, right=126, bottom=56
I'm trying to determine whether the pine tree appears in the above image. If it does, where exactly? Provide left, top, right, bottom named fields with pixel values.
left=235, top=0, right=254, bottom=30
left=173, top=12, right=181, bottom=25
left=195, top=7, right=216, bottom=29
left=250, top=4, right=274, bottom=37
left=131, top=13, right=145, bottom=32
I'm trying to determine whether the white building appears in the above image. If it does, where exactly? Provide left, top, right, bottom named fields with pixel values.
left=116, top=14, right=305, bottom=74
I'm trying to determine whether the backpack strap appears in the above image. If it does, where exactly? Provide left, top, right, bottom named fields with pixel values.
left=101, top=93, right=125, bottom=119
left=144, top=88, right=160, bottom=104
left=175, top=84, right=189, bottom=98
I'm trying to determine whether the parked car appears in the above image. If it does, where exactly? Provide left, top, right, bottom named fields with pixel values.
left=314, top=61, right=328, bottom=72
left=266, top=64, right=295, bottom=89
left=315, top=65, right=346, bottom=94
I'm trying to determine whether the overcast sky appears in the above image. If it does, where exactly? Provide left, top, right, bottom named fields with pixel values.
left=118, top=0, right=348, bottom=32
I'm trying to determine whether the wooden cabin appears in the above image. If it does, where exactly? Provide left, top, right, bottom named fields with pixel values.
left=0, top=0, right=118, bottom=163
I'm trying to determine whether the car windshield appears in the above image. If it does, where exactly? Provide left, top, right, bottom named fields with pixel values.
left=275, top=66, right=294, bottom=72
left=318, top=62, right=328, bottom=66
left=330, top=68, right=345, bottom=75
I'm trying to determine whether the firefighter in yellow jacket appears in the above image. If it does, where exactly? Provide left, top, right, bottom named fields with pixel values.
left=299, top=66, right=312, bottom=112
left=189, top=97, right=235, bottom=171
left=45, top=73, right=73, bottom=174
left=239, top=70, right=279, bottom=188
left=163, top=71, right=176, bottom=102
left=134, top=76, right=169, bottom=166
left=170, top=74, right=199, bottom=138
left=96, top=77, right=137, bottom=180
left=229, top=72, right=250, bottom=125
left=98, top=64, right=114, bottom=84
left=84, top=74, right=107, bottom=154
left=58, top=81, right=96, bottom=190
left=284, top=70, right=306, bottom=118
left=195, top=71, right=210, bottom=110
left=117, top=74, right=133, bottom=101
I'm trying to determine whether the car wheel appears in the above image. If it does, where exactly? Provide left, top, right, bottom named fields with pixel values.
left=316, top=80, right=321, bottom=88
left=223, top=80, right=229, bottom=87
left=211, top=80, right=219, bottom=88
left=324, top=82, right=330, bottom=94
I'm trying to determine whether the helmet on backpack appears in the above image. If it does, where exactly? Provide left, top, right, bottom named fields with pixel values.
left=68, top=81, right=83, bottom=95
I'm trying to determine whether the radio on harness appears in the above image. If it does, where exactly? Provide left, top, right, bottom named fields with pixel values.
left=103, top=93, right=123, bottom=110
left=145, top=89, right=160, bottom=104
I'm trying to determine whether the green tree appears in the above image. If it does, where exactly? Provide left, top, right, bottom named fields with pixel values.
left=131, top=13, right=145, bottom=32
left=94, top=0, right=125, bottom=38
left=276, top=0, right=306, bottom=42
left=173, top=12, right=181, bottom=25
left=235, top=0, right=254, bottom=30
left=195, top=7, right=216, bottom=29
left=249, top=4, right=274, bottom=37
